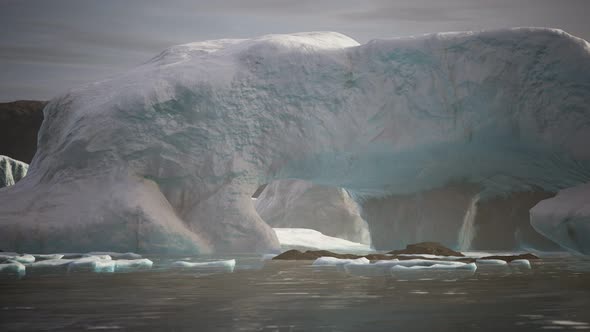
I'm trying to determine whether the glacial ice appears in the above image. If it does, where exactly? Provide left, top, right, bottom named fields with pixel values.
left=256, top=179, right=370, bottom=244
left=0, top=155, right=27, bottom=188
left=475, top=259, right=508, bottom=265
left=171, top=259, right=236, bottom=272
left=113, top=259, right=153, bottom=271
left=0, top=261, right=25, bottom=275
left=531, top=182, right=590, bottom=254
left=391, top=263, right=477, bottom=271
left=0, top=28, right=589, bottom=254
left=274, top=228, right=372, bottom=252
left=0, top=253, right=35, bottom=264
left=312, top=257, right=370, bottom=267
left=509, top=259, right=532, bottom=269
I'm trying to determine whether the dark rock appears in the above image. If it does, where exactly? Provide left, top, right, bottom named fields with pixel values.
left=0, top=100, right=47, bottom=163
left=272, top=249, right=361, bottom=260
left=387, top=242, right=464, bottom=257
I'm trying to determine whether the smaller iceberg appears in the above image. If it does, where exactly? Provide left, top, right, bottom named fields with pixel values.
left=0, top=261, right=26, bottom=276
left=171, top=259, right=236, bottom=272
left=312, top=257, right=370, bottom=270
left=0, top=253, right=35, bottom=264
left=476, top=259, right=508, bottom=266
left=509, top=259, right=532, bottom=269
left=114, top=259, right=153, bottom=271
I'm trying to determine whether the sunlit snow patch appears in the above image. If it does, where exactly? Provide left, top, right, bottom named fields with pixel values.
left=274, top=228, right=372, bottom=253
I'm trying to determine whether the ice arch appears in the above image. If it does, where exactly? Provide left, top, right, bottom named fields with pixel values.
left=0, top=28, right=590, bottom=254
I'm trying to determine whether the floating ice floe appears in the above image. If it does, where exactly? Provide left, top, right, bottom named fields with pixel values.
left=312, top=257, right=370, bottom=267
left=171, top=259, right=236, bottom=272
left=0, top=261, right=25, bottom=275
left=509, top=259, right=531, bottom=269
left=68, top=256, right=115, bottom=273
left=32, top=254, right=64, bottom=261
left=86, top=252, right=142, bottom=260
left=391, top=263, right=477, bottom=271
left=0, top=253, right=35, bottom=264
left=476, top=259, right=508, bottom=266
left=114, top=259, right=153, bottom=271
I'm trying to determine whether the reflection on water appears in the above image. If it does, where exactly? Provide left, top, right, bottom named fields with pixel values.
left=1, top=255, right=590, bottom=331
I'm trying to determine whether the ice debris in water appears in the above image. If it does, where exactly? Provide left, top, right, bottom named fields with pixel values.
left=476, top=259, right=508, bottom=265
left=312, top=257, right=370, bottom=267
left=86, top=252, right=142, bottom=260
left=113, top=259, right=153, bottom=271
left=509, top=259, right=532, bottom=269
left=391, top=263, right=477, bottom=271
left=0, top=253, right=35, bottom=264
left=0, top=261, right=26, bottom=276
left=171, top=259, right=236, bottom=272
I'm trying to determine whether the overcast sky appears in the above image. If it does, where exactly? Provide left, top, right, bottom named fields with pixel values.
left=1, top=0, right=589, bottom=101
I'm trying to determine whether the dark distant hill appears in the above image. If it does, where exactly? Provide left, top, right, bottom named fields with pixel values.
left=0, top=100, right=47, bottom=163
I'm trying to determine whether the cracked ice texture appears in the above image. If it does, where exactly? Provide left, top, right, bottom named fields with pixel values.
left=0, top=28, right=589, bottom=254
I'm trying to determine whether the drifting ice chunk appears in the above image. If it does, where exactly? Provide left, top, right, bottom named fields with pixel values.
left=312, top=257, right=370, bottom=267
left=476, top=259, right=508, bottom=265
left=68, top=257, right=115, bottom=273
left=171, top=259, right=236, bottom=272
left=509, top=259, right=531, bottom=269
left=114, top=259, right=153, bottom=271
left=0, top=254, right=35, bottom=264
left=87, top=252, right=142, bottom=260
left=28, top=258, right=72, bottom=271
left=391, top=263, right=477, bottom=271
left=33, top=254, right=64, bottom=261
left=82, top=254, right=112, bottom=261
left=385, top=259, right=467, bottom=267
left=0, top=261, right=25, bottom=276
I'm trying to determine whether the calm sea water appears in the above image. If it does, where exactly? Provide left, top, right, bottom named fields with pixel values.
left=1, top=254, right=589, bottom=331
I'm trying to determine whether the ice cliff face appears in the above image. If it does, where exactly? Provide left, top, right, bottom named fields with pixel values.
left=531, top=183, right=590, bottom=254
left=256, top=180, right=370, bottom=244
left=0, top=156, right=28, bottom=188
left=0, top=28, right=589, bottom=254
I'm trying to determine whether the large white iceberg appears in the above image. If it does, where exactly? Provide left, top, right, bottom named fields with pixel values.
left=0, top=28, right=589, bottom=254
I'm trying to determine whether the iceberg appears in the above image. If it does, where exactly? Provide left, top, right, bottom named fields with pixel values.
left=0, top=261, right=26, bottom=276
left=391, top=262, right=477, bottom=271
left=312, top=257, right=370, bottom=267
left=67, top=256, right=115, bottom=273
left=113, top=259, right=153, bottom=271
left=509, top=259, right=532, bottom=269
left=171, top=259, right=236, bottom=272
left=0, top=253, right=35, bottom=264
left=0, top=28, right=589, bottom=254
left=475, top=259, right=508, bottom=266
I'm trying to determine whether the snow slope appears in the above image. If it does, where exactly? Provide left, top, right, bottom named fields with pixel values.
left=256, top=179, right=370, bottom=244
left=0, top=29, right=589, bottom=254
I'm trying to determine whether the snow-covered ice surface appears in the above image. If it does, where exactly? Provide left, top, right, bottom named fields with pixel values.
left=274, top=228, right=373, bottom=253
left=256, top=179, right=370, bottom=244
left=0, top=28, right=589, bottom=254
left=531, top=182, right=590, bottom=254
left=171, top=259, right=236, bottom=272
left=312, top=257, right=370, bottom=267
